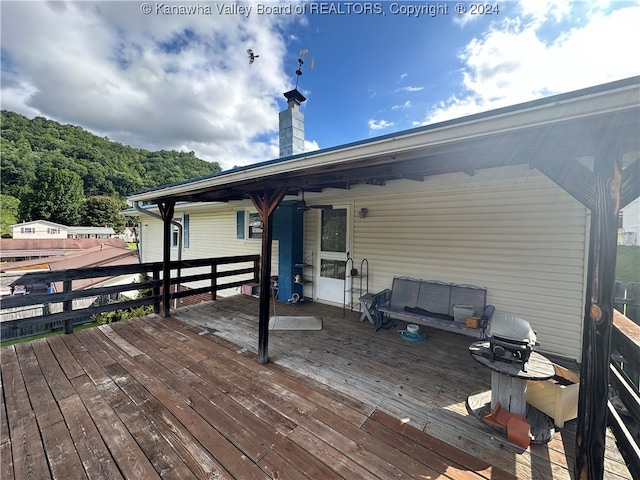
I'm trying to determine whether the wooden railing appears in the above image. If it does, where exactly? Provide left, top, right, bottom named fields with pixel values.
left=0, top=255, right=260, bottom=341
left=610, top=310, right=640, bottom=479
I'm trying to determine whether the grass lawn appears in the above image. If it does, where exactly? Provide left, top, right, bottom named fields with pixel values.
left=0, top=322, right=98, bottom=348
left=616, top=246, right=640, bottom=284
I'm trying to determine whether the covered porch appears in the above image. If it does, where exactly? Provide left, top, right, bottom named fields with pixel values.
left=126, top=77, right=640, bottom=477
left=1, top=296, right=632, bottom=479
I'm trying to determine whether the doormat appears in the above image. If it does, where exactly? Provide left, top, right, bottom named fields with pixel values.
left=268, top=316, right=323, bottom=331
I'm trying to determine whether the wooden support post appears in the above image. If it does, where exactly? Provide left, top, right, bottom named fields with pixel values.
left=575, top=143, right=622, bottom=479
left=158, top=200, right=176, bottom=318
left=249, top=187, right=287, bottom=364
left=63, top=279, right=73, bottom=334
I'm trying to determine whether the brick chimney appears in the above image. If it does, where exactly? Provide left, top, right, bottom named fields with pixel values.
left=279, top=88, right=306, bottom=158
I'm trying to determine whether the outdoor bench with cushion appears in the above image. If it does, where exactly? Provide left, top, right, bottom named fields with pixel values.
left=373, top=277, right=495, bottom=338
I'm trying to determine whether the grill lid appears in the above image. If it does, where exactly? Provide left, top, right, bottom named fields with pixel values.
left=486, top=314, right=537, bottom=346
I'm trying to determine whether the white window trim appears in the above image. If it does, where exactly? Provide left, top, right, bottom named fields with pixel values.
left=171, top=217, right=182, bottom=248
left=246, top=209, right=263, bottom=241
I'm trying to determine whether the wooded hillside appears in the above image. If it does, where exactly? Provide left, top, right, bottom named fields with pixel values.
left=1, top=110, right=221, bottom=199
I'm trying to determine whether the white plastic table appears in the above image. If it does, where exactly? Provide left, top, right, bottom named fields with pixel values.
left=359, top=293, right=377, bottom=325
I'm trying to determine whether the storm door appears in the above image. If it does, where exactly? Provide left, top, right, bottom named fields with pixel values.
left=316, top=206, right=349, bottom=304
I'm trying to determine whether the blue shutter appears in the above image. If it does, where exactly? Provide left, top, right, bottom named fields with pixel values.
left=236, top=211, right=245, bottom=239
left=183, top=215, right=190, bottom=248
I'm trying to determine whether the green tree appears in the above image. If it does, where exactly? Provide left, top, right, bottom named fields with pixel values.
left=0, top=194, right=20, bottom=237
left=1, top=109, right=221, bottom=204
left=82, top=195, right=126, bottom=232
left=20, top=167, right=85, bottom=225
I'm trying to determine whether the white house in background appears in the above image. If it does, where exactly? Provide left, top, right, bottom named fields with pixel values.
left=126, top=77, right=640, bottom=362
left=11, top=221, right=116, bottom=240
left=12, top=220, right=68, bottom=239
left=121, top=226, right=139, bottom=243
left=620, top=197, right=640, bottom=246
left=67, top=226, right=115, bottom=239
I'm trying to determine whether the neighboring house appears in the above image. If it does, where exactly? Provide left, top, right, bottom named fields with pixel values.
left=11, top=220, right=68, bottom=239
left=620, top=197, right=640, bottom=246
left=11, top=221, right=116, bottom=240
left=126, top=77, right=639, bottom=363
left=67, top=226, right=115, bottom=239
left=121, top=226, right=139, bottom=243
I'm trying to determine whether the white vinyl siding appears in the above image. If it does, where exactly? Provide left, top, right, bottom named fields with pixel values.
left=303, top=169, right=587, bottom=360
left=139, top=206, right=278, bottom=292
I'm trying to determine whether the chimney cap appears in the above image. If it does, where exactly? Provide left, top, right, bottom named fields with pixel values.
left=283, top=88, right=306, bottom=105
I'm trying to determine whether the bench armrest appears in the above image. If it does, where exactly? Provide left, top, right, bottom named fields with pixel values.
left=374, top=289, right=391, bottom=308
left=481, top=304, right=495, bottom=330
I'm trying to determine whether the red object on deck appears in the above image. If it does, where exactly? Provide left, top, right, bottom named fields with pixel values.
left=483, top=402, right=531, bottom=449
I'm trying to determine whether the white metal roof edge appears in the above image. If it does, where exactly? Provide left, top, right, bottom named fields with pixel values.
left=128, top=77, right=640, bottom=203
left=10, top=220, right=68, bottom=229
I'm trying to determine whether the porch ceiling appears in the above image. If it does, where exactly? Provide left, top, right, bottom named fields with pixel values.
left=128, top=77, right=639, bottom=207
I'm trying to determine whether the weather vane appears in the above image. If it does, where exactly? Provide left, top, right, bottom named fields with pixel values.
left=294, top=49, right=314, bottom=89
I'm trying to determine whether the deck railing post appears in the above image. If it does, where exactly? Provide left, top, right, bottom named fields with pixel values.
left=152, top=267, right=160, bottom=314
left=253, top=257, right=260, bottom=283
left=211, top=262, right=218, bottom=301
left=63, top=280, right=73, bottom=334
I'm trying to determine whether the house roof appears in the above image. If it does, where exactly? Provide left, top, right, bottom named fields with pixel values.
left=11, top=220, right=68, bottom=229
left=0, top=243, right=139, bottom=291
left=0, top=238, right=128, bottom=255
left=10, top=222, right=116, bottom=235
left=128, top=76, right=640, bottom=206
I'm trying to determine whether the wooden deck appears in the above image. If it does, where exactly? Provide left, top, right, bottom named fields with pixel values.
left=1, top=295, right=632, bottom=479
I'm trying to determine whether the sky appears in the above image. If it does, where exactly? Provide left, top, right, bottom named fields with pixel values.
left=1, top=0, right=639, bottom=171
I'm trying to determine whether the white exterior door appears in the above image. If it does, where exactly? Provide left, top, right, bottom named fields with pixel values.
left=316, top=206, right=349, bottom=304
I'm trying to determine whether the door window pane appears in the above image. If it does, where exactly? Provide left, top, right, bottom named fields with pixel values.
left=321, top=209, right=346, bottom=252
left=320, top=259, right=346, bottom=280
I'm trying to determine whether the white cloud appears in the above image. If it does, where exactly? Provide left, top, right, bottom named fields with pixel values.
left=368, top=119, right=393, bottom=131
left=401, top=86, right=424, bottom=92
left=304, top=139, right=320, bottom=153
left=0, top=1, right=304, bottom=170
left=392, top=101, right=412, bottom=110
left=517, top=0, right=573, bottom=24
left=426, top=0, right=640, bottom=124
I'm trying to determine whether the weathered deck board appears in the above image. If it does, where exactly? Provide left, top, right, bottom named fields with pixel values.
left=0, top=295, right=632, bottom=479
left=2, top=346, right=50, bottom=480
left=176, top=295, right=633, bottom=480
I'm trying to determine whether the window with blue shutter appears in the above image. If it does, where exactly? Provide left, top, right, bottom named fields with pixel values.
left=183, top=215, right=189, bottom=248
left=236, top=211, right=245, bottom=239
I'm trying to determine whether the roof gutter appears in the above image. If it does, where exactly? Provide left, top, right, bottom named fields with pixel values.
left=134, top=201, right=182, bottom=309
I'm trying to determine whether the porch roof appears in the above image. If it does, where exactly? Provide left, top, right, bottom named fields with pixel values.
left=128, top=76, right=640, bottom=206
